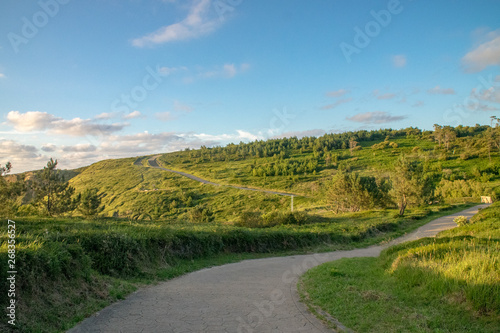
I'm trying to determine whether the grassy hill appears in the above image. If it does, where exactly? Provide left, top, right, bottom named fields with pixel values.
left=62, top=126, right=500, bottom=222
left=1, top=125, right=499, bottom=332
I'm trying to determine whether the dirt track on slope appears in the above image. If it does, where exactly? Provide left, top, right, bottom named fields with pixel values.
left=147, top=156, right=296, bottom=197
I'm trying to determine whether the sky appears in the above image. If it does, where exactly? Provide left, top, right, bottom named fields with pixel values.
left=0, top=0, right=499, bottom=173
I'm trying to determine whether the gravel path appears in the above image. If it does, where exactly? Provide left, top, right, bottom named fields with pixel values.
left=147, top=157, right=296, bottom=197
left=68, top=205, right=489, bottom=333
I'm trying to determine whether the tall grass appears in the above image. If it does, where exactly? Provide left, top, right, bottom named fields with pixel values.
left=301, top=203, right=500, bottom=332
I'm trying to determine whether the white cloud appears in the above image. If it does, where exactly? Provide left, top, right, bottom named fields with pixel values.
left=326, top=89, right=350, bottom=98
left=158, top=66, right=188, bottom=76
left=0, top=140, right=46, bottom=173
left=95, top=112, right=117, bottom=120
left=427, top=86, right=456, bottom=95
left=187, top=130, right=264, bottom=143
left=346, top=111, right=407, bottom=124
left=100, top=132, right=184, bottom=156
left=155, top=111, right=176, bottom=122
left=320, top=98, right=352, bottom=110
left=41, top=144, right=57, bottom=152
left=0, top=139, right=38, bottom=157
left=392, top=54, right=407, bottom=68
left=199, top=63, right=250, bottom=79
left=6, top=111, right=128, bottom=136
left=123, top=110, right=144, bottom=119
left=61, top=144, right=97, bottom=152
left=0, top=73, right=5, bottom=78
left=466, top=102, right=500, bottom=112
left=236, top=130, right=261, bottom=141
left=132, top=0, right=221, bottom=47
left=6, top=111, right=61, bottom=131
left=471, top=86, right=500, bottom=104
left=377, top=93, right=397, bottom=100
left=462, top=29, right=500, bottom=72
left=173, top=100, right=193, bottom=113
left=50, top=118, right=128, bottom=136
left=372, top=90, right=398, bottom=100
left=0, top=127, right=277, bottom=173
left=272, top=129, right=326, bottom=139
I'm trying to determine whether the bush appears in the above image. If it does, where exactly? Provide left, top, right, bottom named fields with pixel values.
left=236, top=211, right=262, bottom=228
left=262, top=211, right=308, bottom=227
left=453, top=215, right=469, bottom=226
left=236, top=210, right=309, bottom=228
left=188, top=205, right=214, bottom=223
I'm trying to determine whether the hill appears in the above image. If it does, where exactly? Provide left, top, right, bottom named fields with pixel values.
left=66, top=125, right=499, bottom=221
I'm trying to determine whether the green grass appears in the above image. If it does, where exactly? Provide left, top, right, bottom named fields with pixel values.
left=157, top=136, right=500, bottom=197
left=300, top=203, right=500, bottom=332
left=2, top=128, right=499, bottom=332
left=0, top=203, right=476, bottom=332
left=19, top=135, right=490, bottom=224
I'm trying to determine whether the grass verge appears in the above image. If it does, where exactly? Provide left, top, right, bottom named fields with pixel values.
left=300, top=203, right=500, bottom=333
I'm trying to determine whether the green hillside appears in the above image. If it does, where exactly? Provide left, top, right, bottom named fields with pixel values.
left=1, top=125, right=499, bottom=332
left=64, top=125, right=499, bottom=222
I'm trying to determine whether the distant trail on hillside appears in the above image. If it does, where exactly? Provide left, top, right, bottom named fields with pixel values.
left=146, top=156, right=296, bottom=197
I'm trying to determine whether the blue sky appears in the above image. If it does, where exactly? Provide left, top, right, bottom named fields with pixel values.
left=1, top=0, right=499, bottom=173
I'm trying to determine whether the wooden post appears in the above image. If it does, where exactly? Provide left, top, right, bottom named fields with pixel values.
left=291, top=195, right=294, bottom=213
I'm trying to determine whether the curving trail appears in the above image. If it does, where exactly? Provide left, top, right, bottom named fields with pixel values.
left=147, top=156, right=296, bottom=197
left=68, top=204, right=488, bottom=333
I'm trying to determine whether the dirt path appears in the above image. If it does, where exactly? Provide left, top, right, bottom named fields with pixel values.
left=68, top=205, right=488, bottom=333
left=147, top=156, right=296, bottom=197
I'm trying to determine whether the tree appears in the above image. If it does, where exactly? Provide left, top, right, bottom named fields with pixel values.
left=34, top=158, right=78, bottom=216
left=433, top=124, right=444, bottom=147
left=0, top=162, right=23, bottom=217
left=1, top=162, right=12, bottom=176
left=77, top=188, right=104, bottom=218
left=486, top=116, right=500, bottom=159
left=349, top=137, right=359, bottom=155
left=442, top=126, right=456, bottom=151
left=327, top=171, right=389, bottom=213
left=390, top=155, right=425, bottom=216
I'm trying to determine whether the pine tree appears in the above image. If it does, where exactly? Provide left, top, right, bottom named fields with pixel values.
left=77, top=188, right=104, bottom=218
left=34, top=158, right=78, bottom=216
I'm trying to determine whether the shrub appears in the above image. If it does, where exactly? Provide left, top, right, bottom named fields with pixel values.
left=236, top=210, right=309, bottom=228
left=262, top=211, right=308, bottom=227
left=188, top=205, right=214, bottom=223
left=453, top=215, right=469, bottom=226
left=236, top=211, right=262, bottom=228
